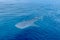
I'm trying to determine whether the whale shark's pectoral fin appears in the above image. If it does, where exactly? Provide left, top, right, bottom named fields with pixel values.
left=30, top=23, right=40, bottom=27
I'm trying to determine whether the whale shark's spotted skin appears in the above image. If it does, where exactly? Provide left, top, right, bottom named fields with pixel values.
left=15, top=16, right=42, bottom=29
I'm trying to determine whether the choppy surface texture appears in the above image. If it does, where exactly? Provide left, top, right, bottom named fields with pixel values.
left=0, top=3, right=60, bottom=40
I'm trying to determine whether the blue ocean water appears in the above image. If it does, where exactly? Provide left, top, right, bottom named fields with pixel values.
left=0, top=3, right=60, bottom=40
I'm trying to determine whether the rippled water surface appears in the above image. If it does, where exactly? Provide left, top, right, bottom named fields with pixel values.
left=0, top=3, right=60, bottom=40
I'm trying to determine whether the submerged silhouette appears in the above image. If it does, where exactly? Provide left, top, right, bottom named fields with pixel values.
left=15, top=16, right=42, bottom=29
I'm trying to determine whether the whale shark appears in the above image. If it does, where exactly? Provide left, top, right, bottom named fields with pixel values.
left=15, top=16, right=43, bottom=29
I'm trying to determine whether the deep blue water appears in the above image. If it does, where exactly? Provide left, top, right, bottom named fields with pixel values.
left=0, top=3, right=60, bottom=40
